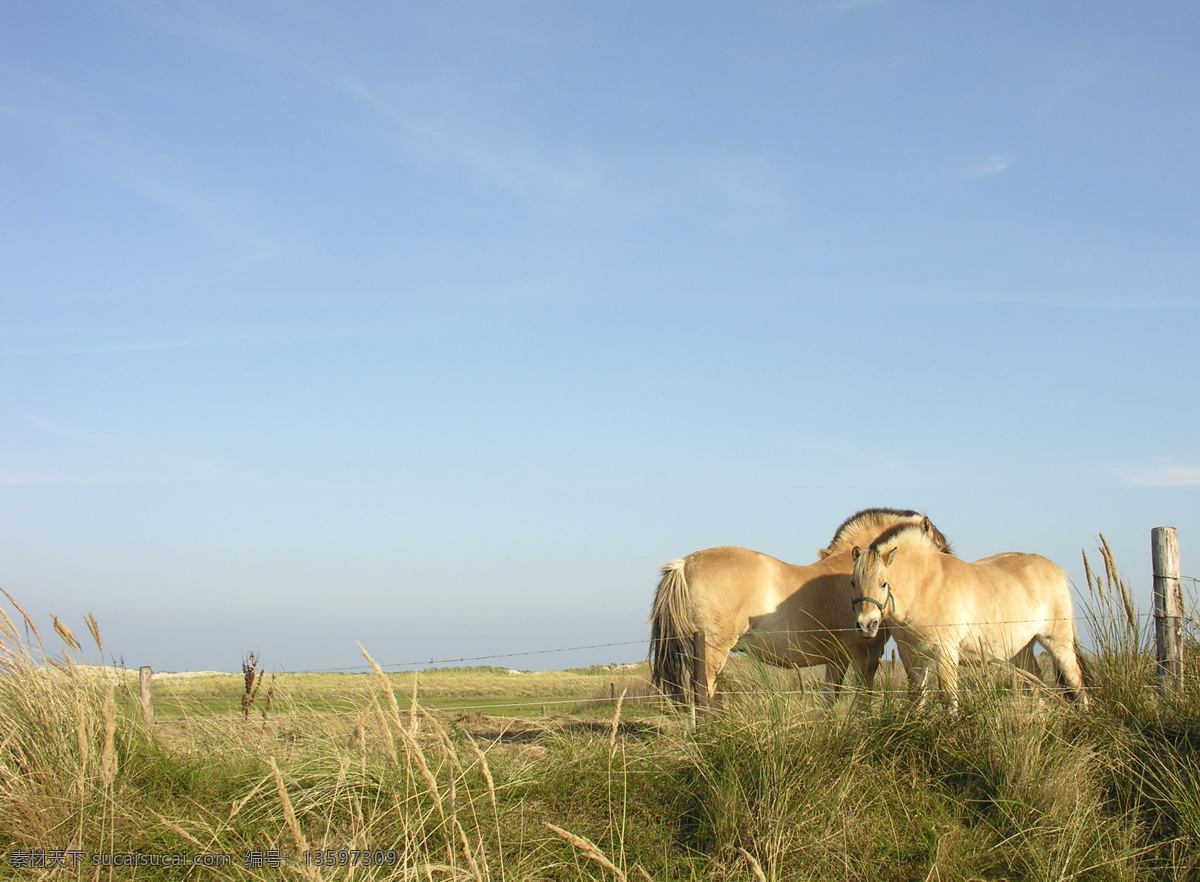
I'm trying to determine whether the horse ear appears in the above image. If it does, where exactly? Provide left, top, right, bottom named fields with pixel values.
left=882, top=547, right=898, bottom=566
left=921, top=516, right=932, bottom=533
left=851, top=546, right=860, bottom=562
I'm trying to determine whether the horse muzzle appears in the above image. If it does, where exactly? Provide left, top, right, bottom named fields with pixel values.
left=855, top=617, right=880, bottom=640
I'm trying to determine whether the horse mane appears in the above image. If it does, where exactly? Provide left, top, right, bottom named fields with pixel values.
left=820, top=508, right=953, bottom=558
left=867, top=520, right=951, bottom=555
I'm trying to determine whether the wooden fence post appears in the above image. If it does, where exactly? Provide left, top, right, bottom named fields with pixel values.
left=692, top=630, right=708, bottom=711
left=1152, top=527, right=1184, bottom=693
left=138, top=665, right=154, bottom=726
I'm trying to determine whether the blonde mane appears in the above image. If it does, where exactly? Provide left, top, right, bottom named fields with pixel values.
left=867, top=520, right=948, bottom=555
left=821, top=508, right=952, bottom=558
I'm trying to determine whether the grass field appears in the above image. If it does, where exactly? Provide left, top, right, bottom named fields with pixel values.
left=138, top=665, right=657, bottom=720
left=3, top=556, right=1200, bottom=881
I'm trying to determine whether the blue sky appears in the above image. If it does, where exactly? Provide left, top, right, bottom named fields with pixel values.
left=2, top=2, right=1197, bottom=673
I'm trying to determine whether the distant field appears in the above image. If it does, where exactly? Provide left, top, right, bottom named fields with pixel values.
left=133, top=662, right=660, bottom=720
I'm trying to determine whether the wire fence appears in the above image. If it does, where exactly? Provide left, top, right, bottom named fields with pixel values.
left=122, top=599, right=1200, bottom=721
left=285, top=603, right=1200, bottom=677
left=8, top=572, right=1197, bottom=719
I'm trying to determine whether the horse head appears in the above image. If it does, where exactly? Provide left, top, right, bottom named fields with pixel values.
left=850, top=544, right=897, bottom=639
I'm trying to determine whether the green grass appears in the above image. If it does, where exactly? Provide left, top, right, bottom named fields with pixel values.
left=4, top=557, right=1200, bottom=880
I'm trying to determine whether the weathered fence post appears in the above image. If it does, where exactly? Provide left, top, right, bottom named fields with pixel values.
left=138, top=665, right=154, bottom=726
left=1152, top=526, right=1184, bottom=693
left=691, top=629, right=708, bottom=711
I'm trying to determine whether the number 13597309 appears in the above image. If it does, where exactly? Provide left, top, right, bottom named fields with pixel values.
left=305, top=849, right=398, bottom=867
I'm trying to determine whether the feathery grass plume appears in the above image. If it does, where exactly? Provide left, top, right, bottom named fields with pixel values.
left=419, top=706, right=458, bottom=759
left=545, top=822, right=627, bottom=881
left=736, top=847, right=767, bottom=882
left=3, top=588, right=45, bottom=657
left=85, top=612, right=102, bottom=656
left=609, top=687, right=627, bottom=755
left=463, top=729, right=503, bottom=880
left=227, top=777, right=269, bottom=825
left=269, top=756, right=309, bottom=853
left=359, top=642, right=404, bottom=731
left=148, top=809, right=205, bottom=849
left=1099, top=533, right=1138, bottom=634
left=348, top=710, right=367, bottom=754
left=0, top=604, right=17, bottom=642
left=368, top=692, right=398, bottom=767
left=1083, top=549, right=1099, bottom=598
left=54, top=616, right=81, bottom=654
left=411, top=672, right=421, bottom=736
left=462, top=731, right=496, bottom=814
left=453, top=817, right=484, bottom=882
left=395, top=714, right=445, bottom=821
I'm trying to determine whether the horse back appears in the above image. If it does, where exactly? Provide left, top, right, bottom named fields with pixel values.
left=951, top=551, right=1073, bottom=618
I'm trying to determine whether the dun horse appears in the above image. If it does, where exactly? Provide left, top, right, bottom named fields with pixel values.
left=851, top=520, right=1087, bottom=707
left=650, top=508, right=953, bottom=702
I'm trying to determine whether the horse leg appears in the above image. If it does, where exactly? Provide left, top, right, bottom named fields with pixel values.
left=701, top=641, right=734, bottom=706
left=821, top=657, right=849, bottom=704
left=1011, top=641, right=1042, bottom=695
left=1038, top=631, right=1088, bottom=708
left=935, top=646, right=961, bottom=712
left=843, top=641, right=883, bottom=708
left=860, top=640, right=884, bottom=691
left=903, top=646, right=934, bottom=707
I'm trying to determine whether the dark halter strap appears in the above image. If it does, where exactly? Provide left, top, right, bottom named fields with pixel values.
left=852, top=583, right=894, bottom=614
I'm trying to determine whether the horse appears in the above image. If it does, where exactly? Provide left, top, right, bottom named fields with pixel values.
left=850, top=520, right=1087, bottom=708
left=649, top=508, right=954, bottom=703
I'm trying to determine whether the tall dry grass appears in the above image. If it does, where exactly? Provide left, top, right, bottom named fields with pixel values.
left=3, top=537, right=1200, bottom=880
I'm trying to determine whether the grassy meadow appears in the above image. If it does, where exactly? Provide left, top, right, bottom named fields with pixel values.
left=3, top=543, right=1200, bottom=881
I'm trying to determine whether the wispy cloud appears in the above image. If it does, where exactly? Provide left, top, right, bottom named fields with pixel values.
left=1, top=416, right=227, bottom=487
left=1115, top=463, right=1200, bottom=488
left=336, top=73, right=601, bottom=206
left=3, top=63, right=286, bottom=264
left=962, top=152, right=1015, bottom=179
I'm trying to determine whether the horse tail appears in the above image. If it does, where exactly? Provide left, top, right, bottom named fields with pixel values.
left=649, top=558, right=694, bottom=702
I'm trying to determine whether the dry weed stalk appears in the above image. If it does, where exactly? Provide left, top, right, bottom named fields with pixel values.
left=545, top=822, right=627, bottom=881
